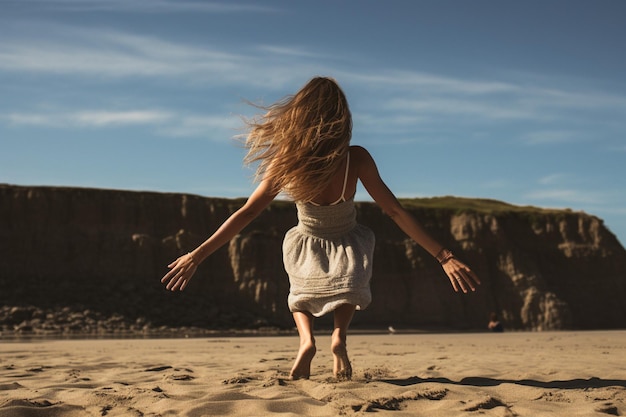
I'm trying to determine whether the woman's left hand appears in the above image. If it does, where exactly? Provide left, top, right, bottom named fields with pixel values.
left=442, top=258, right=481, bottom=293
left=161, top=253, right=198, bottom=291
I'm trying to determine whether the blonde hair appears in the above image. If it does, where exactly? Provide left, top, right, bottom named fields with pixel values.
left=243, top=77, right=352, bottom=202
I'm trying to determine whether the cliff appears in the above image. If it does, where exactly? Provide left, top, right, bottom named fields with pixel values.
left=1, top=184, right=625, bottom=334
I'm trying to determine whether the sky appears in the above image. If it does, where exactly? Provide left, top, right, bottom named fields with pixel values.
left=1, top=0, right=625, bottom=247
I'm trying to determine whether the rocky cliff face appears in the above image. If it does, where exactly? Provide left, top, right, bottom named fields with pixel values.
left=1, top=184, right=625, bottom=333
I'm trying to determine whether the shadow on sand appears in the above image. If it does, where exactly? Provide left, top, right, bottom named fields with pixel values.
left=380, top=375, right=626, bottom=389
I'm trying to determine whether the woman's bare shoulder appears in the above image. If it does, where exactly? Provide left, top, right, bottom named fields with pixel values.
left=349, top=145, right=377, bottom=170
left=350, top=144, right=368, bottom=153
left=349, top=145, right=373, bottom=160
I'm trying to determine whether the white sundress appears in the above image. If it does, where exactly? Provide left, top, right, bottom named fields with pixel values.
left=282, top=154, right=376, bottom=317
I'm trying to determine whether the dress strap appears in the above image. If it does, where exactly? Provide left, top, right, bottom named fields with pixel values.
left=337, top=152, right=350, bottom=202
left=306, top=152, right=351, bottom=207
left=325, top=152, right=350, bottom=205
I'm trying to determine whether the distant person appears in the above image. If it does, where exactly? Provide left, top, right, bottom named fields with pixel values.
left=488, top=312, right=504, bottom=332
left=161, top=76, right=480, bottom=380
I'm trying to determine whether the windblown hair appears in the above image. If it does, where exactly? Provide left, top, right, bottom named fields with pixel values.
left=243, top=77, right=352, bottom=202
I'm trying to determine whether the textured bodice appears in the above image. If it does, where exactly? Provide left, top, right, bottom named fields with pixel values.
left=295, top=198, right=357, bottom=239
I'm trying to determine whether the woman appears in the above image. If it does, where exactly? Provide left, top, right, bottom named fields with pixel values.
left=161, top=77, right=480, bottom=380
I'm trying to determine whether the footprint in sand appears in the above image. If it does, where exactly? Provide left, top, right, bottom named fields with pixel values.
left=144, top=365, right=173, bottom=372
left=223, top=376, right=254, bottom=384
left=361, top=367, right=395, bottom=381
left=595, top=402, right=620, bottom=416
left=0, top=382, right=24, bottom=391
left=168, top=373, right=195, bottom=381
left=0, top=398, right=85, bottom=416
left=463, top=396, right=512, bottom=412
left=1, top=399, right=54, bottom=408
left=66, top=369, right=91, bottom=382
left=144, top=365, right=194, bottom=381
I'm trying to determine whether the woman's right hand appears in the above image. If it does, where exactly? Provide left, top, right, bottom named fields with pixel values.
left=161, top=253, right=198, bottom=291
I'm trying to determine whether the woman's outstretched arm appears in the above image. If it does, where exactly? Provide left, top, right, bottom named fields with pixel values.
left=161, top=179, right=279, bottom=291
left=353, top=145, right=480, bottom=293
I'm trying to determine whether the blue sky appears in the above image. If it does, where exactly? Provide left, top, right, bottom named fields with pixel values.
left=1, top=0, right=625, bottom=247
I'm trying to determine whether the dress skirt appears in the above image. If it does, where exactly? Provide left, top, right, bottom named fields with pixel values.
left=282, top=199, right=375, bottom=317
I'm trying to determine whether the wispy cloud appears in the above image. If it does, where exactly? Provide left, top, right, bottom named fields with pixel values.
left=5, top=110, right=172, bottom=127
left=157, top=115, right=240, bottom=138
left=3, top=21, right=626, bottom=111
left=0, top=24, right=322, bottom=89
left=343, top=71, right=520, bottom=95
left=386, top=97, right=535, bottom=121
left=521, top=171, right=611, bottom=207
left=4, top=113, right=52, bottom=126
left=524, top=188, right=604, bottom=206
left=5, top=0, right=278, bottom=14
left=256, top=45, right=325, bottom=59
left=522, top=130, right=581, bottom=145
left=2, top=22, right=626, bottom=144
left=537, top=173, right=569, bottom=186
left=3, top=109, right=238, bottom=138
left=74, top=110, right=173, bottom=127
left=480, top=178, right=513, bottom=189
left=0, top=28, right=249, bottom=79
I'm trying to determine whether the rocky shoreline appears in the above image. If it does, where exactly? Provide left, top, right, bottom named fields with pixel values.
left=0, top=305, right=289, bottom=339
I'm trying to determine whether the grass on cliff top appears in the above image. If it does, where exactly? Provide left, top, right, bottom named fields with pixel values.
left=396, top=196, right=571, bottom=215
left=267, top=195, right=575, bottom=216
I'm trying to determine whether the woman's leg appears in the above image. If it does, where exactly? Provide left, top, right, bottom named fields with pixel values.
left=290, top=311, right=316, bottom=380
left=331, top=304, right=356, bottom=380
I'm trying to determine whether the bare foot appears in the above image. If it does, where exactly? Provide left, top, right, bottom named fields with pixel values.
left=331, top=339, right=352, bottom=380
left=290, top=340, right=316, bottom=380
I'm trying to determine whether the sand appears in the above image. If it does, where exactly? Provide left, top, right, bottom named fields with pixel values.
left=0, top=330, right=624, bottom=416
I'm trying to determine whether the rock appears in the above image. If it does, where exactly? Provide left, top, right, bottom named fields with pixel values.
left=0, top=184, right=625, bottom=333
left=6, top=306, right=35, bottom=325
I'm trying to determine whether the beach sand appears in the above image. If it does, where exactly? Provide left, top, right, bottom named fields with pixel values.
left=1, top=330, right=624, bottom=416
